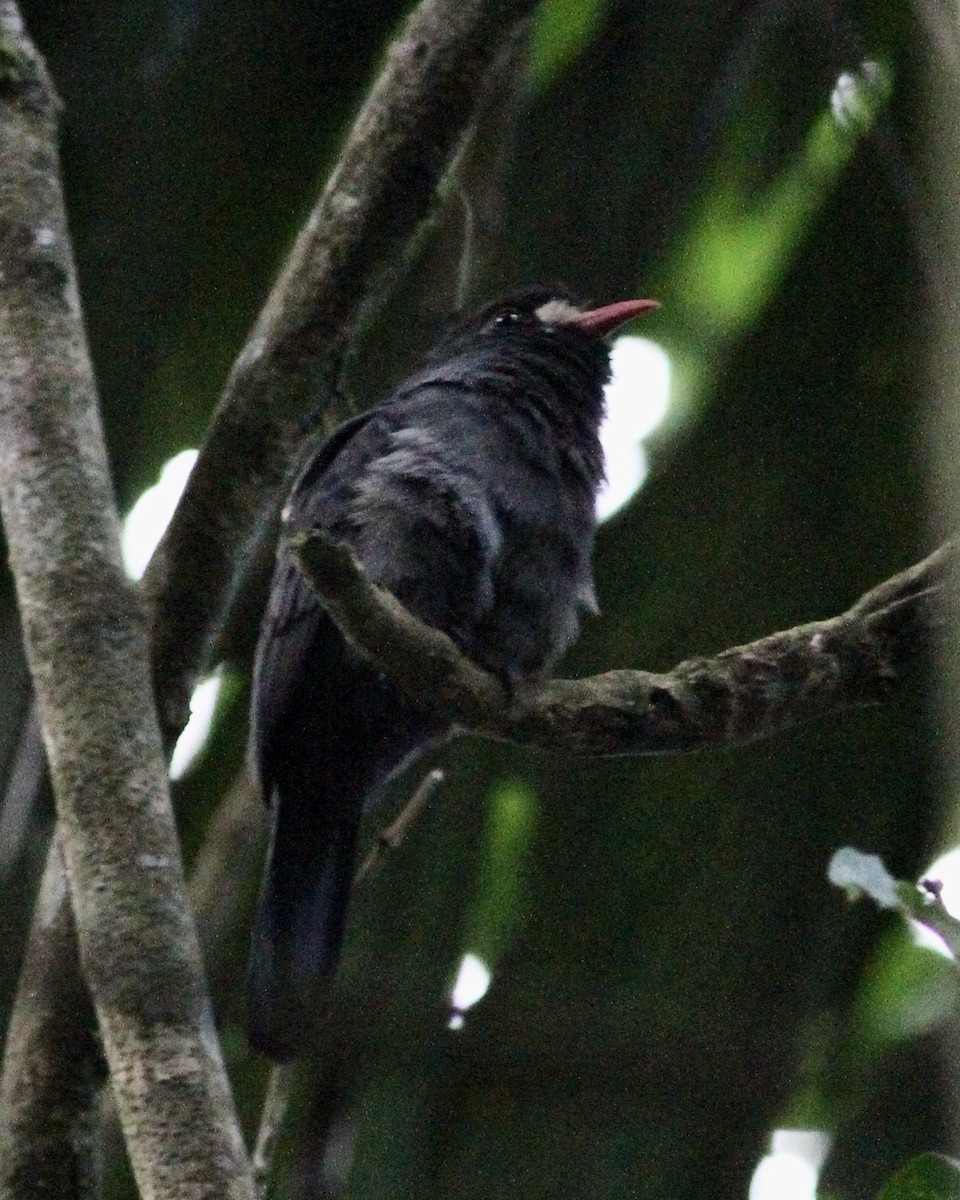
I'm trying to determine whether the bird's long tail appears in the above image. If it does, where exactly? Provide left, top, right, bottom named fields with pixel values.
left=247, top=789, right=360, bottom=1061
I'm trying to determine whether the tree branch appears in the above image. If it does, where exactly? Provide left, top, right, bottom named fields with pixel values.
left=0, top=841, right=104, bottom=1200
left=141, top=0, right=539, bottom=742
left=0, top=0, right=541, bottom=1193
left=0, top=7, right=254, bottom=1198
left=291, top=533, right=949, bottom=754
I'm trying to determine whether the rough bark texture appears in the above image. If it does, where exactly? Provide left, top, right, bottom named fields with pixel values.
left=0, top=1, right=542, bottom=1195
left=141, top=0, right=540, bottom=743
left=0, top=7, right=254, bottom=1198
left=292, top=532, right=948, bottom=754
left=0, top=842, right=104, bottom=1200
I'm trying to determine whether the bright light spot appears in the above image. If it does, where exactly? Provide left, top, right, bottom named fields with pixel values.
left=598, top=336, right=671, bottom=521
left=749, top=1130, right=830, bottom=1200
left=828, top=847, right=899, bottom=910
left=598, top=435, right=649, bottom=519
left=121, top=449, right=198, bottom=580
left=830, top=61, right=884, bottom=132
left=169, top=671, right=223, bottom=780
left=121, top=449, right=218, bottom=776
left=605, top=336, right=671, bottom=441
left=910, top=921, right=954, bottom=959
left=922, top=846, right=960, bottom=917
left=915, top=845, right=960, bottom=957
left=750, top=1154, right=818, bottom=1200
left=448, top=952, right=491, bottom=1029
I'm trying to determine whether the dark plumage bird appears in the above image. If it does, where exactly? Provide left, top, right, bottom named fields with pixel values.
left=248, top=285, right=657, bottom=1059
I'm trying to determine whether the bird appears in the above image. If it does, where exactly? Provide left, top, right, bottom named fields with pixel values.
left=247, top=284, right=658, bottom=1059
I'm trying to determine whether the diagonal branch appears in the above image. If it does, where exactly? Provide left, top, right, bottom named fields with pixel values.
left=292, top=533, right=950, bottom=754
left=0, top=841, right=105, bottom=1200
left=141, top=0, right=540, bottom=743
left=0, top=6, right=254, bottom=1198
left=0, top=0, right=541, bottom=1194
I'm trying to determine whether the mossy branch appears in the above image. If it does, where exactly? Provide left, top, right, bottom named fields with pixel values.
left=292, top=534, right=950, bottom=754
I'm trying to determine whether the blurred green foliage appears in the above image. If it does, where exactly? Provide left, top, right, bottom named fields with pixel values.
left=876, top=1153, right=960, bottom=1200
left=662, top=59, right=892, bottom=419
left=457, top=780, right=539, bottom=972
left=527, top=0, right=609, bottom=91
left=0, top=1, right=952, bottom=1198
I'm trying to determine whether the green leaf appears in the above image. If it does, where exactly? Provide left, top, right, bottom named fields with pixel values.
left=876, top=1153, right=960, bottom=1200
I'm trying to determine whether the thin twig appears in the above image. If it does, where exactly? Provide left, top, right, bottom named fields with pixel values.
left=252, top=1064, right=294, bottom=1199
left=354, top=768, right=446, bottom=887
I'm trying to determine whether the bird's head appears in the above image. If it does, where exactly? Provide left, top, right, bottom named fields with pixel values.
left=414, top=286, right=658, bottom=450
left=426, top=285, right=658, bottom=365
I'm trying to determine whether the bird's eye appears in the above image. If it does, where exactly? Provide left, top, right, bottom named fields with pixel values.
left=492, top=310, right=523, bottom=329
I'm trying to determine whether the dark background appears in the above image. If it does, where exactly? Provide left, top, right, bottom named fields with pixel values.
left=0, top=1, right=951, bottom=1197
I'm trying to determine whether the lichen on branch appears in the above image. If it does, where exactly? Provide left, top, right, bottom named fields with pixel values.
left=292, top=532, right=950, bottom=756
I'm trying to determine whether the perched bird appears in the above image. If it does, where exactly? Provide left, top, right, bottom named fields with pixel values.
left=248, top=285, right=657, bottom=1059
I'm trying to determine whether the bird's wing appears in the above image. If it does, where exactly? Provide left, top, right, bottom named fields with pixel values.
left=250, top=410, right=385, bottom=782
left=339, top=390, right=504, bottom=642
left=285, top=410, right=378, bottom=509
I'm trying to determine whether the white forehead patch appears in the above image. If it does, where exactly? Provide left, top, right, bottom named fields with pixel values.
left=534, top=298, right=583, bottom=326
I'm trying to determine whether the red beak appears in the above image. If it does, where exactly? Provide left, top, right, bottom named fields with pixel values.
left=573, top=298, right=659, bottom=337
